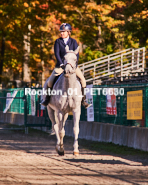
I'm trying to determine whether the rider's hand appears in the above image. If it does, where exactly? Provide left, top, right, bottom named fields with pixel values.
left=60, top=64, right=65, bottom=70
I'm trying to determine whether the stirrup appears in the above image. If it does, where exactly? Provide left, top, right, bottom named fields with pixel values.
left=82, top=100, right=92, bottom=109
left=40, top=95, right=50, bottom=107
left=40, top=99, right=49, bottom=106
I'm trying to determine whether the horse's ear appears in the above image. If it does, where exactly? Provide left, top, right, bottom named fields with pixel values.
left=65, top=45, right=69, bottom=52
left=74, top=46, right=80, bottom=55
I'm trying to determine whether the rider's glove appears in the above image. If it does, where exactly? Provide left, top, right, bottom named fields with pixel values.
left=60, top=64, right=65, bottom=70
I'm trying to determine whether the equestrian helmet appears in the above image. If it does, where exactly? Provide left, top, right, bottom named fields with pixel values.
left=59, top=23, right=72, bottom=31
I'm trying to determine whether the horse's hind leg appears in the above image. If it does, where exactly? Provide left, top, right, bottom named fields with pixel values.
left=72, top=107, right=81, bottom=155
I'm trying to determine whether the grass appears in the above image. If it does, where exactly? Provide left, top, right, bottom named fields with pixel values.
left=78, top=138, right=148, bottom=157
left=0, top=123, right=50, bottom=138
left=2, top=122, right=148, bottom=157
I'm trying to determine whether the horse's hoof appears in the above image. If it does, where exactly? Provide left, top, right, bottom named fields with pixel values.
left=55, top=146, right=64, bottom=156
left=73, top=152, right=79, bottom=156
left=55, top=146, right=58, bottom=153
left=58, top=150, right=64, bottom=156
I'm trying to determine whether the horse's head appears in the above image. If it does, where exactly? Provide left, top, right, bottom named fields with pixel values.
left=64, top=45, right=79, bottom=77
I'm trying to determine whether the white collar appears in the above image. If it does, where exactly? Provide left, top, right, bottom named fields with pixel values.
left=63, top=36, right=69, bottom=45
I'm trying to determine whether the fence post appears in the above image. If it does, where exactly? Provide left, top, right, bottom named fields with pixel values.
left=108, top=56, right=110, bottom=73
left=93, top=90, right=100, bottom=122
left=132, top=48, right=134, bottom=70
left=145, top=86, right=148, bottom=127
left=120, top=95, right=123, bottom=125
left=142, top=47, right=145, bottom=71
left=94, top=64, right=96, bottom=79
left=98, top=93, right=102, bottom=122
left=24, top=88, right=28, bottom=134
left=121, top=54, right=123, bottom=78
left=137, top=49, right=140, bottom=69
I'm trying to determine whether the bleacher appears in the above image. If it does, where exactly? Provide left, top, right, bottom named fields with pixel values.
left=78, top=47, right=148, bottom=85
left=101, top=71, right=148, bottom=85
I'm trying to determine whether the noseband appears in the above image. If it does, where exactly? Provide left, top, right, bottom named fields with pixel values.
left=65, top=62, right=75, bottom=69
left=64, top=52, right=77, bottom=73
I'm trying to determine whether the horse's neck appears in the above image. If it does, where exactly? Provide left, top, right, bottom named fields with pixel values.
left=63, top=73, right=77, bottom=89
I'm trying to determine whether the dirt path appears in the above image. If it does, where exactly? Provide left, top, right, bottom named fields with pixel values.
left=0, top=123, right=148, bottom=185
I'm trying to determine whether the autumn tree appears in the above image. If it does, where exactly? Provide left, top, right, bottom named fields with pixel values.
left=0, top=0, right=59, bottom=85
left=1, top=0, right=148, bottom=86
left=119, top=0, right=148, bottom=48
left=0, top=0, right=25, bottom=83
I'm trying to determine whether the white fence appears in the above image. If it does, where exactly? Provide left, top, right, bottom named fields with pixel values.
left=78, top=47, right=146, bottom=84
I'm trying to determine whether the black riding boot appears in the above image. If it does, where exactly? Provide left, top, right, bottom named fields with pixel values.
left=81, top=87, right=92, bottom=109
left=40, top=95, right=50, bottom=106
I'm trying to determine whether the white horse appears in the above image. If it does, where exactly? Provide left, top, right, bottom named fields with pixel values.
left=47, top=46, right=82, bottom=155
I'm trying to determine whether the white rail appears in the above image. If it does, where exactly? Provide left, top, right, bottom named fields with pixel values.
left=78, top=47, right=146, bottom=84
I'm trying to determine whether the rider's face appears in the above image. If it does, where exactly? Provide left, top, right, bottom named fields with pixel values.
left=60, top=31, right=69, bottom=39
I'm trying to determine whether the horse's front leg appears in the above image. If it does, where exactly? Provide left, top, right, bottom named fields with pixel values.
left=47, top=106, right=55, bottom=135
left=54, top=111, right=61, bottom=152
left=54, top=111, right=66, bottom=156
left=59, top=113, right=68, bottom=150
left=72, top=106, right=81, bottom=155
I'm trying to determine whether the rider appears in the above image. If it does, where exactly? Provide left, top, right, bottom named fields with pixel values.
left=41, top=23, right=91, bottom=109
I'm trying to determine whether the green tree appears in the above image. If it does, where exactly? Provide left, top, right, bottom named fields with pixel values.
left=120, top=0, right=148, bottom=48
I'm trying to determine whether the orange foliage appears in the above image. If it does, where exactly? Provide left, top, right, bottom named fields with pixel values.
left=6, top=41, right=18, bottom=51
left=24, top=2, right=29, bottom=7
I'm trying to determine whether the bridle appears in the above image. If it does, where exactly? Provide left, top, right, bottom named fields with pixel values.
left=65, top=62, right=74, bottom=69
left=64, top=52, right=77, bottom=71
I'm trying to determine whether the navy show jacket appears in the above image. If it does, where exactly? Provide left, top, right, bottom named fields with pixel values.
left=54, top=37, right=79, bottom=67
